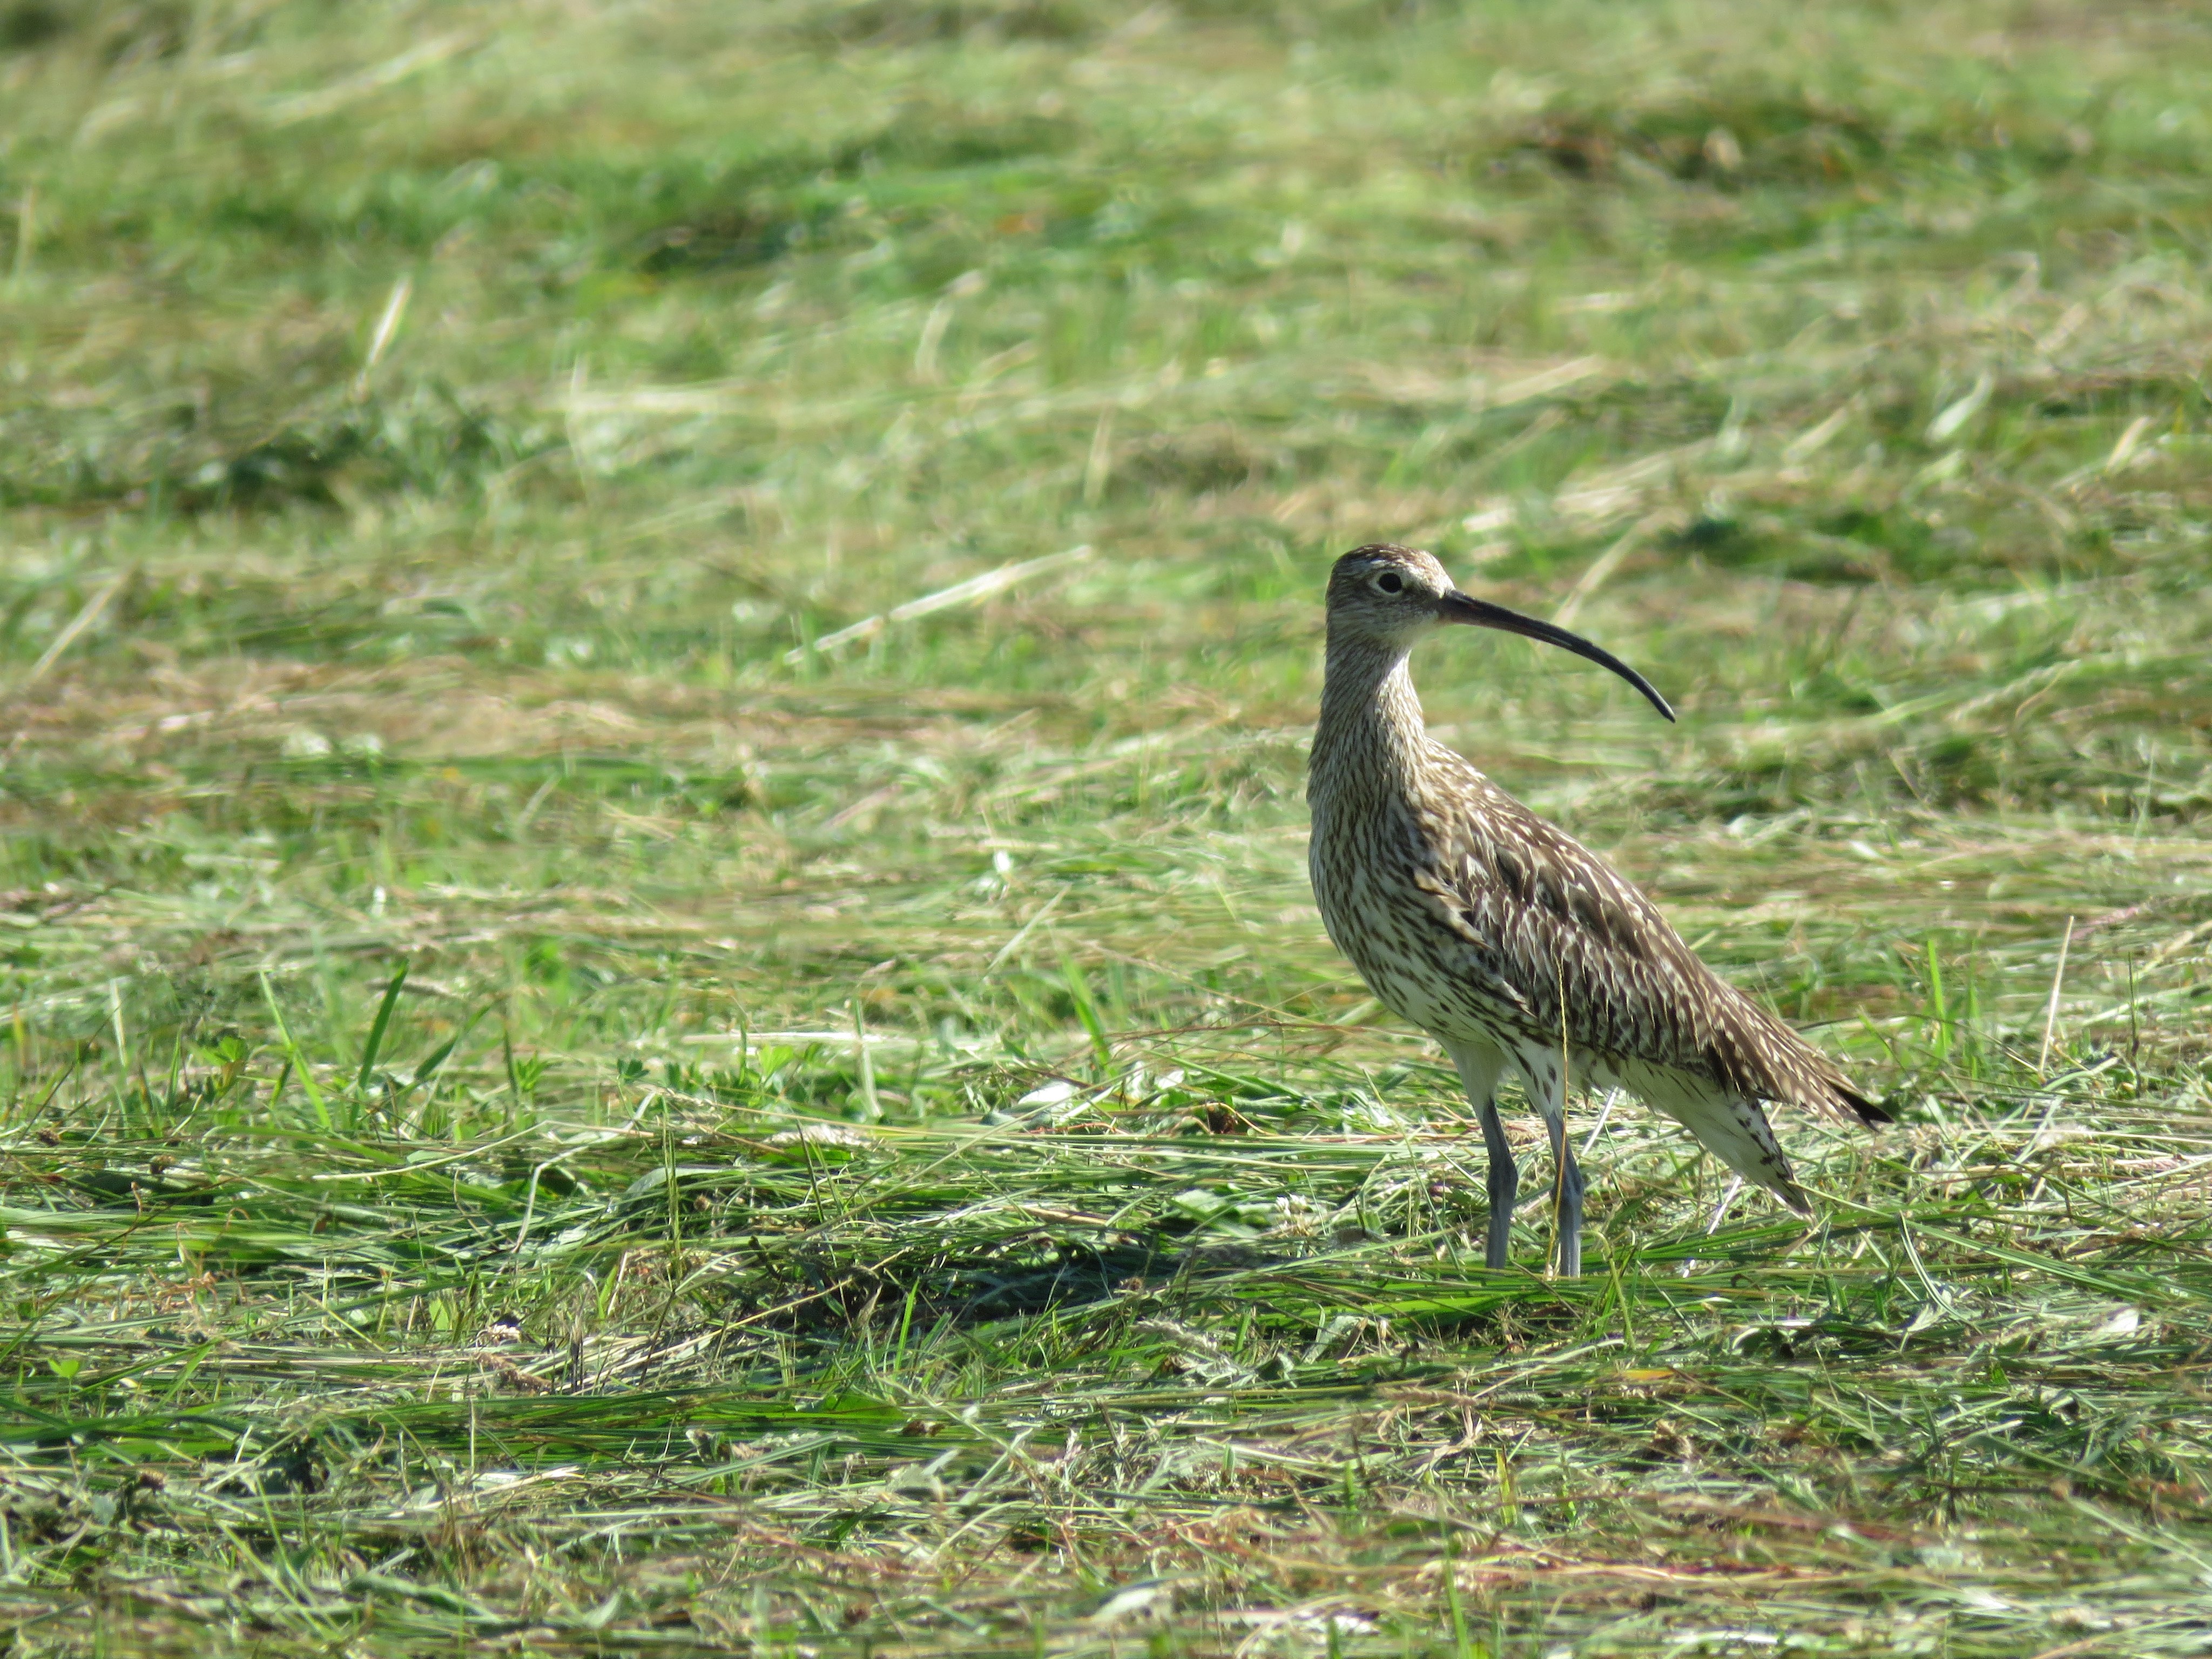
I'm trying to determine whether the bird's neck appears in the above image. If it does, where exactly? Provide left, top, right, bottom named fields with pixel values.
left=1311, top=630, right=1432, bottom=796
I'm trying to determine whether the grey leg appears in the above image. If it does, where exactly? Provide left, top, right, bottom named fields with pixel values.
left=1479, top=1098, right=1519, bottom=1270
left=1446, top=1041, right=1515, bottom=1271
left=1519, top=1050, right=1585, bottom=1278
left=1543, top=1104, right=1586, bottom=1278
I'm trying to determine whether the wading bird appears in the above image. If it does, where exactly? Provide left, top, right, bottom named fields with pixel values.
left=1307, top=544, right=1885, bottom=1275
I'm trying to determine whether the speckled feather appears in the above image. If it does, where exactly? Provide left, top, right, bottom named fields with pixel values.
left=1308, top=543, right=1885, bottom=1209
left=1318, top=738, right=1877, bottom=1121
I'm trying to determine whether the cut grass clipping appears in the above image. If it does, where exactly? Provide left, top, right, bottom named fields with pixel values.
left=3, top=0, right=2211, bottom=1655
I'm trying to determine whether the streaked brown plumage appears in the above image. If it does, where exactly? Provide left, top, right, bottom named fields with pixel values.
left=1308, top=543, right=1886, bottom=1274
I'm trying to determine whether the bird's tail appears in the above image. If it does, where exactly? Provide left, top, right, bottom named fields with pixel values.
left=1702, top=979, right=1886, bottom=1129
left=1835, top=1084, right=1891, bottom=1125
left=1622, top=1063, right=1809, bottom=1213
left=1697, top=1114, right=1811, bottom=1216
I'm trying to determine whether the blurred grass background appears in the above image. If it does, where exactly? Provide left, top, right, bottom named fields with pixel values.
left=2, top=1, right=2209, bottom=1654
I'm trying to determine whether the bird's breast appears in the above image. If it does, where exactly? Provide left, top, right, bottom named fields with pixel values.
left=1310, top=789, right=1521, bottom=1043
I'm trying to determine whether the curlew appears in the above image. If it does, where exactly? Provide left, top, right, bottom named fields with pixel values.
left=1307, top=543, right=1886, bottom=1276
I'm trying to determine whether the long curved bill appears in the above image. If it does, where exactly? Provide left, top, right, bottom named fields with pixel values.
left=1439, top=591, right=1676, bottom=723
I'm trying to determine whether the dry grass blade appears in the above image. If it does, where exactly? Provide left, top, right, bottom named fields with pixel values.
left=786, top=545, right=1094, bottom=664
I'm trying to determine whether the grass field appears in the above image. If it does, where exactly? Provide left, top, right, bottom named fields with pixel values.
left=4, top=0, right=2212, bottom=1652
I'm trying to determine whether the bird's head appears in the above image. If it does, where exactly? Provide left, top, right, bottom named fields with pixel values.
left=1324, top=543, right=1675, bottom=721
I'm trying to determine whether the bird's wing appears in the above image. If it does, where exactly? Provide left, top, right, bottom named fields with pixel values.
left=1409, top=752, right=1881, bottom=1124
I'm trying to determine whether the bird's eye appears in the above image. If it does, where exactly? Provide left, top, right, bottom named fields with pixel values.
left=1374, top=571, right=1404, bottom=594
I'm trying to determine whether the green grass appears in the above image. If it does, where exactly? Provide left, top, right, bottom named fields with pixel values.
left=3, top=0, right=2211, bottom=1652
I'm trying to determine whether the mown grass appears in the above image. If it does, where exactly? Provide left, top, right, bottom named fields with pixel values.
left=3, top=0, right=2211, bottom=1653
